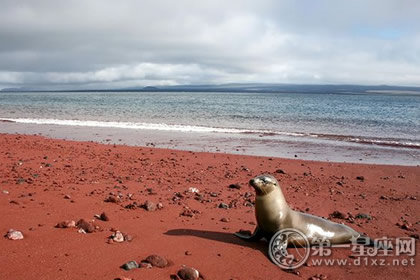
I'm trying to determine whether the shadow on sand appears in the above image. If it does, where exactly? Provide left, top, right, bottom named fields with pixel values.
left=164, top=228, right=268, bottom=256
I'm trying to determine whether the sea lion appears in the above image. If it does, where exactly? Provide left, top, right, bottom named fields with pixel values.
left=234, top=174, right=361, bottom=245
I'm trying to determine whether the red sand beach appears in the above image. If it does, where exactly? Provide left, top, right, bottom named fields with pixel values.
left=0, top=133, right=419, bottom=279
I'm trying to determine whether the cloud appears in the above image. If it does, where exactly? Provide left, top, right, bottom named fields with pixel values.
left=0, top=0, right=419, bottom=89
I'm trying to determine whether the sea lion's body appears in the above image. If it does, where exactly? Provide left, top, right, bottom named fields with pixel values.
left=235, top=175, right=360, bottom=245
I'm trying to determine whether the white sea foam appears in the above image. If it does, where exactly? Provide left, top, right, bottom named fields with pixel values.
left=2, top=117, right=419, bottom=148
left=0, top=117, right=287, bottom=135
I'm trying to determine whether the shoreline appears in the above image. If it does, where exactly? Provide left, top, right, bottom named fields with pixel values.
left=0, top=133, right=419, bottom=279
left=1, top=122, right=419, bottom=166
left=0, top=132, right=418, bottom=168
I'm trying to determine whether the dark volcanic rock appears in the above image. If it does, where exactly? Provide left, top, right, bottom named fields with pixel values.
left=76, top=219, right=95, bottom=233
left=105, top=196, right=119, bottom=203
left=55, top=220, right=76, bottom=228
left=355, top=213, right=372, bottom=220
left=329, top=211, right=347, bottom=219
left=218, top=202, right=229, bottom=209
left=356, top=176, right=365, bottom=181
left=177, top=266, right=200, bottom=280
left=121, top=260, right=138, bottom=270
left=144, top=254, right=168, bottom=268
left=138, top=261, right=152, bottom=268
left=228, top=183, right=241, bottom=190
left=100, top=212, right=110, bottom=221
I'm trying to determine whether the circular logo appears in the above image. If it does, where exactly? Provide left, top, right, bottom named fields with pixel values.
left=268, top=228, right=310, bottom=269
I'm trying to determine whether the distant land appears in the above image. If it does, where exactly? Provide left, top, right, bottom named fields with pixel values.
left=2, top=83, right=420, bottom=94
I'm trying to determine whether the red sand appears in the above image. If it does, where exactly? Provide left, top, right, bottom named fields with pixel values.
left=0, top=134, right=418, bottom=280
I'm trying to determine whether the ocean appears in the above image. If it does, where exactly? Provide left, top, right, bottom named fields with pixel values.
left=0, top=91, right=419, bottom=165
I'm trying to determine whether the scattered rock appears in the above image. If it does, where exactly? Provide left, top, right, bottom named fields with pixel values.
left=76, top=219, right=95, bottom=233
left=188, top=187, right=199, bottom=193
left=5, top=229, right=24, bottom=240
left=209, top=192, right=218, bottom=197
left=64, top=194, right=71, bottom=199
left=409, top=234, right=419, bottom=240
left=396, top=222, right=414, bottom=231
left=105, top=196, right=120, bottom=203
left=138, top=262, right=153, bottom=269
left=218, top=202, right=229, bottom=209
left=309, top=273, right=328, bottom=280
left=220, top=217, right=230, bottom=223
left=185, top=251, right=192, bottom=256
left=228, top=183, right=241, bottom=190
left=123, top=233, right=133, bottom=242
left=355, top=213, right=372, bottom=220
left=275, top=169, right=286, bottom=174
left=55, top=220, right=76, bottom=228
left=356, top=176, right=364, bottom=181
left=16, top=178, right=25, bottom=184
left=111, top=231, right=125, bottom=242
left=2, top=190, right=9, bottom=194
left=142, top=200, right=156, bottom=211
left=330, top=211, right=347, bottom=219
left=180, top=207, right=199, bottom=217
left=121, top=260, right=138, bottom=271
left=177, top=266, right=201, bottom=280
left=114, top=277, right=133, bottom=280
left=144, top=254, right=169, bottom=268
left=157, top=202, right=164, bottom=209
left=100, top=212, right=110, bottom=221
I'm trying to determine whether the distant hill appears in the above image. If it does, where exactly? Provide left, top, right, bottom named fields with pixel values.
left=2, top=83, right=420, bottom=94
left=122, top=83, right=420, bottom=94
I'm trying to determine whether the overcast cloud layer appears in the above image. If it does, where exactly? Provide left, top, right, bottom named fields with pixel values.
left=0, top=0, right=419, bottom=89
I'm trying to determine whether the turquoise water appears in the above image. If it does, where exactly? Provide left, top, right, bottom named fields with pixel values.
left=0, top=91, right=419, bottom=149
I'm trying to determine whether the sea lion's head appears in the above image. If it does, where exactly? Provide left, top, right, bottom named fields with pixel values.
left=249, top=174, right=279, bottom=196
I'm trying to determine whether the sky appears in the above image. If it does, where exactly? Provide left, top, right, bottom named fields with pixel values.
left=0, top=0, right=419, bottom=89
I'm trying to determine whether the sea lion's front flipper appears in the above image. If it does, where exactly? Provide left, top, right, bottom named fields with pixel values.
left=234, top=227, right=263, bottom=241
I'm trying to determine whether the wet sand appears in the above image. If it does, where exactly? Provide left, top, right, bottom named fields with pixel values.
left=0, top=133, right=419, bottom=279
left=1, top=121, right=419, bottom=166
